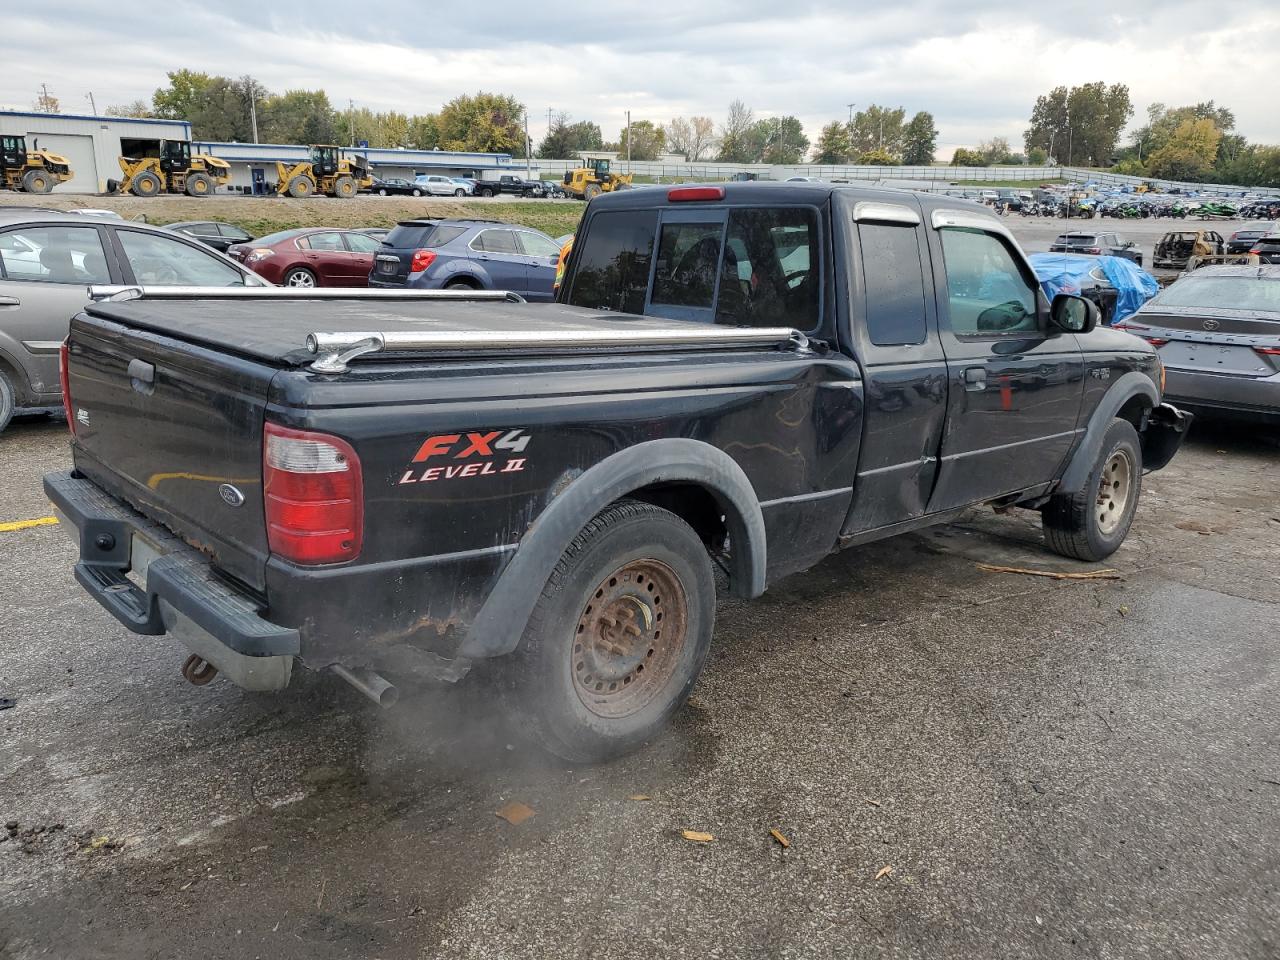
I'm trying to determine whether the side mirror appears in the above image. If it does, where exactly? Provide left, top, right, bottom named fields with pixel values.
left=1050, top=294, right=1099, bottom=334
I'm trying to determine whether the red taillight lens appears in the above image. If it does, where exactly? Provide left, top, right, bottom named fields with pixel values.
left=263, top=422, right=362, bottom=565
left=1145, top=337, right=1169, bottom=347
left=1249, top=247, right=1261, bottom=255
left=59, top=340, right=75, bottom=436
left=1255, top=346, right=1280, bottom=357
left=1085, top=247, right=1102, bottom=254
left=409, top=249, right=436, bottom=272
left=668, top=186, right=725, bottom=202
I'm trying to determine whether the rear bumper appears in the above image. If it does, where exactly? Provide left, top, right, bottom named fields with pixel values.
left=1163, top=368, right=1280, bottom=424
left=44, top=470, right=298, bottom=691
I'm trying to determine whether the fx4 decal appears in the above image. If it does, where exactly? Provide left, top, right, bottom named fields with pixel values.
left=399, top=429, right=530, bottom=485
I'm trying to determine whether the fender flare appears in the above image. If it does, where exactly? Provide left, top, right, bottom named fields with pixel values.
left=457, top=438, right=766, bottom=659
left=1056, top=371, right=1159, bottom=494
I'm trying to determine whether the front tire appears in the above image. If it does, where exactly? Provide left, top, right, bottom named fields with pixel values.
left=412, top=188, right=422, bottom=197
left=283, top=267, right=317, bottom=288
left=333, top=176, right=358, bottom=199
left=1042, top=418, right=1142, bottom=562
left=498, top=500, right=715, bottom=763
left=287, top=175, right=314, bottom=199
left=131, top=171, right=162, bottom=197
left=454, top=188, right=465, bottom=197
left=22, top=168, right=54, bottom=194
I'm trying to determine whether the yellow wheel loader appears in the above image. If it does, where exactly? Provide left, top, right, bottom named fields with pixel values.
left=113, top=140, right=231, bottom=197
left=562, top=157, right=633, bottom=201
left=0, top=135, right=73, bottom=193
left=275, top=145, right=373, bottom=199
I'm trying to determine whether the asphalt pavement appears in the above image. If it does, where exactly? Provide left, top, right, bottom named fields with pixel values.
left=2, top=263, right=1279, bottom=958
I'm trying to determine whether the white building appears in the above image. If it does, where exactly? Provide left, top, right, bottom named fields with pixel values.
left=0, top=110, right=191, bottom=193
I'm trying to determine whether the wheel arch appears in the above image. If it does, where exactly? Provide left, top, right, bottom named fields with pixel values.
left=1056, top=371, right=1159, bottom=494
left=457, top=438, right=766, bottom=659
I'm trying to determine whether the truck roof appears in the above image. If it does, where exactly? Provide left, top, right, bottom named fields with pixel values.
left=590, top=180, right=973, bottom=216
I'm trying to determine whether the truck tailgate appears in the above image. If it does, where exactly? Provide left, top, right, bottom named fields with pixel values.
left=66, top=313, right=277, bottom=592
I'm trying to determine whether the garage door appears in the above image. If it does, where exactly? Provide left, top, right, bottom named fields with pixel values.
left=26, top=132, right=98, bottom=193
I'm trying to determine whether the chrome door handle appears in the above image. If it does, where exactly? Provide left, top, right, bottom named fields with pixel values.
left=0, top=295, right=20, bottom=306
left=963, top=367, right=987, bottom=391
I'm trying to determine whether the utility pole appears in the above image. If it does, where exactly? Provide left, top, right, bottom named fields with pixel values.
left=626, top=110, right=632, bottom=174
left=524, top=109, right=532, bottom=178
left=878, top=116, right=884, bottom=151
left=349, top=98, right=356, bottom=147
left=249, top=92, right=259, bottom=144
left=847, top=102, right=855, bottom=123
left=86, top=92, right=96, bottom=115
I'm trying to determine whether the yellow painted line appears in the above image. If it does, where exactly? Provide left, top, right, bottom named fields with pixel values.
left=0, top=516, right=59, bottom=533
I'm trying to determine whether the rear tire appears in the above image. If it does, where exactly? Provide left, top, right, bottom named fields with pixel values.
left=1042, top=418, right=1143, bottom=562
left=185, top=172, right=214, bottom=197
left=130, top=171, right=162, bottom=197
left=444, top=278, right=478, bottom=290
left=0, top=368, right=15, bottom=433
left=584, top=183, right=603, bottom=201
left=378, top=188, right=388, bottom=196
left=21, top=168, right=54, bottom=194
left=497, top=500, right=715, bottom=763
left=287, top=175, right=314, bottom=199
left=411, top=188, right=422, bottom=197
left=480, top=187, right=495, bottom=198
left=283, top=267, right=317, bottom=288
left=333, top=176, right=357, bottom=199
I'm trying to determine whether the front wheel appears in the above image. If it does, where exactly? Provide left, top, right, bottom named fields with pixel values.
left=454, top=188, right=465, bottom=197
left=412, top=189, right=422, bottom=197
left=498, top=500, right=715, bottom=763
left=1042, top=418, right=1142, bottom=562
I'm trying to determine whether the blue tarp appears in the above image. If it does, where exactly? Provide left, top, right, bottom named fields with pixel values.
left=1028, top=253, right=1160, bottom=325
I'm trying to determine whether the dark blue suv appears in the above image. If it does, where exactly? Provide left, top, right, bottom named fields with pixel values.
left=368, top=218, right=561, bottom=301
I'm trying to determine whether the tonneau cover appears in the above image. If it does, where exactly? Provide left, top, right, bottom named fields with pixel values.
left=82, top=300, right=744, bottom=366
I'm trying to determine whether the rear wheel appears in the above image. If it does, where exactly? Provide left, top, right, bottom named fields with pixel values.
left=411, top=188, right=422, bottom=197
left=498, top=500, right=715, bottom=763
left=21, top=168, right=54, bottom=194
left=1042, top=418, right=1142, bottom=562
left=130, top=171, right=162, bottom=197
left=584, top=183, right=603, bottom=201
left=0, top=368, right=15, bottom=433
left=287, top=175, right=314, bottom=199
left=283, top=267, right=317, bottom=288
left=333, top=176, right=357, bottom=199
left=185, top=172, right=214, bottom=197
left=479, top=187, right=495, bottom=198
left=444, top=278, right=478, bottom=290
left=377, top=188, right=388, bottom=196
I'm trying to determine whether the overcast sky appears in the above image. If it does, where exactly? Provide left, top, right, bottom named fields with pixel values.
left=4, top=2, right=1278, bottom=158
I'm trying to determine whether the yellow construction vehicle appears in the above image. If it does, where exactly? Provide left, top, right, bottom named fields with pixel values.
left=0, top=135, right=72, bottom=193
left=562, top=157, right=633, bottom=201
left=114, top=140, right=231, bottom=197
left=275, top=145, right=373, bottom=199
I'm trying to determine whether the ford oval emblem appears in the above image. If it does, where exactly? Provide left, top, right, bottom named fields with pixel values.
left=218, top=483, right=246, bottom=507
left=1202, top=319, right=1220, bottom=331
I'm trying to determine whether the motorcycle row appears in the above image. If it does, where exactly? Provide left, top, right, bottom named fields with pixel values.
left=1017, top=195, right=1280, bottom=221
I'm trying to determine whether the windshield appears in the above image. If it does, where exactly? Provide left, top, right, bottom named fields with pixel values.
left=1153, top=276, right=1280, bottom=312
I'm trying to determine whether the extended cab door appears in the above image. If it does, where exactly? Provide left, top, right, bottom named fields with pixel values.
left=839, top=200, right=949, bottom=534
left=924, top=209, right=1085, bottom=512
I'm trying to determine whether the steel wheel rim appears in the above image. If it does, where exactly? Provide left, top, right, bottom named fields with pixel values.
left=572, top=558, right=688, bottom=720
left=287, top=271, right=314, bottom=287
left=1096, top=449, right=1133, bottom=535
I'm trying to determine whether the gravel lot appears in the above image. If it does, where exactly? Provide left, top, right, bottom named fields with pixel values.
left=1, top=219, right=1278, bottom=959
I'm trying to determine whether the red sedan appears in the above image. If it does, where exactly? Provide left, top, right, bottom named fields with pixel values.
left=226, top=228, right=383, bottom=287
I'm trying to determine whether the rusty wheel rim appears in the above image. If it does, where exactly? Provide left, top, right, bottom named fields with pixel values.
left=572, top=558, right=688, bottom=719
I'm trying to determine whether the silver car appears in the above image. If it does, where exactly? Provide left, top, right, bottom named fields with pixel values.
left=0, top=210, right=268, bottom=432
left=1118, top=265, right=1280, bottom=426
left=414, top=175, right=472, bottom=197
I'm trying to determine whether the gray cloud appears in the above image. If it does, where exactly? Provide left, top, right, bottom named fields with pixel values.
left=3, top=1, right=1277, bottom=153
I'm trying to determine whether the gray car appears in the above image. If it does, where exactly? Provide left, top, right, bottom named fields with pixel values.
left=1117, top=265, right=1280, bottom=426
left=0, top=210, right=268, bottom=432
left=414, top=174, right=471, bottom=197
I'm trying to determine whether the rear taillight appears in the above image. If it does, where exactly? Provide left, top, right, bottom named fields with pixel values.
left=263, top=422, right=362, bottom=565
left=1255, top=347, right=1280, bottom=357
left=1249, top=247, right=1261, bottom=255
left=59, top=340, right=74, bottom=436
left=410, top=249, right=436, bottom=272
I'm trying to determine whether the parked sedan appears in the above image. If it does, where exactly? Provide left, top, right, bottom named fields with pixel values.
left=367, top=218, right=561, bottom=301
left=226, top=227, right=384, bottom=287
left=414, top=174, right=471, bottom=197
left=0, top=210, right=266, bottom=432
left=1226, top=224, right=1273, bottom=255
left=371, top=178, right=425, bottom=197
left=1117, top=265, right=1280, bottom=426
left=165, top=220, right=253, bottom=253
left=1049, top=231, right=1143, bottom=266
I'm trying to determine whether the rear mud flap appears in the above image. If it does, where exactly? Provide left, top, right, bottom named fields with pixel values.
left=1142, top=402, right=1193, bottom=473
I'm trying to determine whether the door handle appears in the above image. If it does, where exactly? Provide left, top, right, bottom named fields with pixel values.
left=962, top=367, right=987, bottom=391
left=0, top=295, right=20, bottom=307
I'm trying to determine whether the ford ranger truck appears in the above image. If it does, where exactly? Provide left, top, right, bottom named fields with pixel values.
left=46, top=184, right=1190, bottom=762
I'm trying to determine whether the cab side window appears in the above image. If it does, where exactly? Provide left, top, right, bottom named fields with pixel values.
left=939, top=228, right=1038, bottom=336
left=715, top=208, right=819, bottom=329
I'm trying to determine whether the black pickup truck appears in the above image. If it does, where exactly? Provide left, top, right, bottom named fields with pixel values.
left=46, top=183, right=1189, bottom=761
left=473, top=175, right=542, bottom=198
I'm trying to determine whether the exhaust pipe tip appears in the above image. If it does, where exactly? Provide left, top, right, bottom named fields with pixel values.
left=331, top=664, right=398, bottom=708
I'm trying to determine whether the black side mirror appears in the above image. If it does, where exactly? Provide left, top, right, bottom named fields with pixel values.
left=1050, top=293, right=1099, bottom=334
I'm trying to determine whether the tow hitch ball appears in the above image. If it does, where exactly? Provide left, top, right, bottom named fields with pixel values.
left=181, top=654, right=218, bottom=686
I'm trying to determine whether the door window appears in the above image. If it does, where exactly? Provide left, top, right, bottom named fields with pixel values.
left=859, top=222, right=927, bottom=346
left=303, top=232, right=346, bottom=251
left=116, top=230, right=244, bottom=285
left=516, top=231, right=561, bottom=258
left=473, top=230, right=520, bottom=255
left=219, top=224, right=251, bottom=241
left=0, top=226, right=111, bottom=284
left=565, top=209, right=657, bottom=313
left=716, top=208, right=818, bottom=328
left=939, top=228, right=1039, bottom=337
left=343, top=232, right=381, bottom=253
left=652, top=222, right=723, bottom=309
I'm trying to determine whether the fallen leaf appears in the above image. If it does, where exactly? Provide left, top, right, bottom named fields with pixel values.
left=976, top=563, right=1121, bottom=581
left=496, top=802, right=536, bottom=826
left=875, top=865, right=893, bottom=881
left=863, top=797, right=881, bottom=808
left=769, top=829, right=790, bottom=849
left=1117, top=605, right=1129, bottom=617
left=681, top=830, right=715, bottom=843
left=628, top=794, right=651, bottom=802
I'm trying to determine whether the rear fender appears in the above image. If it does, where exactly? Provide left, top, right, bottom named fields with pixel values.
left=457, top=438, right=766, bottom=659
left=1056, top=371, right=1159, bottom=494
